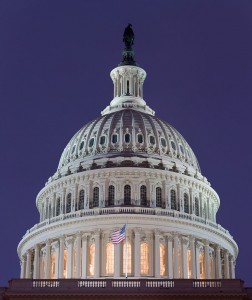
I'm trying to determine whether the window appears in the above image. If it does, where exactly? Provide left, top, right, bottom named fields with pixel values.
left=171, top=189, right=177, bottom=210
left=187, top=249, right=191, bottom=279
left=149, top=135, right=155, bottom=145
left=66, top=193, right=71, bottom=213
left=184, top=193, right=189, bottom=213
left=180, top=145, right=184, bottom=154
left=89, top=244, right=95, bottom=276
left=137, top=134, right=143, bottom=144
left=100, top=136, right=106, bottom=145
left=79, top=141, right=84, bottom=150
left=56, top=198, right=60, bottom=216
left=108, top=185, right=115, bottom=206
left=156, top=187, right=162, bottom=207
left=200, top=252, right=205, bottom=279
left=195, top=197, right=199, bottom=216
left=140, top=185, right=147, bottom=206
left=160, top=243, right=166, bottom=276
left=79, top=190, right=85, bottom=210
left=140, top=242, right=149, bottom=275
left=50, top=252, right=56, bottom=279
left=112, top=134, right=118, bottom=144
left=171, top=141, right=176, bottom=150
left=71, top=145, right=76, bottom=154
left=125, top=133, right=131, bottom=143
left=89, top=138, right=94, bottom=147
left=93, top=187, right=99, bottom=207
left=105, top=242, right=114, bottom=275
left=123, top=241, right=132, bottom=275
left=161, top=138, right=166, bottom=147
left=124, top=185, right=131, bottom=205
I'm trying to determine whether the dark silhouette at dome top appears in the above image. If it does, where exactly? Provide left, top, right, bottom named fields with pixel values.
left=120, top=24, right=138, bottom=66
left=123, top=24, right=134, bottom=49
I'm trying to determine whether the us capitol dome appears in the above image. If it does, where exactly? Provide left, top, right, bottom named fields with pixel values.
left=18, top=25, right=238, bottom=281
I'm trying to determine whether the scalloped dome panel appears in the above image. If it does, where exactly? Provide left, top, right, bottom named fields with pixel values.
left=57, top=109, right=200, bottom=173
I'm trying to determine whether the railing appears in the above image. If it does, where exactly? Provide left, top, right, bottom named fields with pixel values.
left=24, top=206, right=230, bottom=238
left=8, top=279, right=244, bottom=292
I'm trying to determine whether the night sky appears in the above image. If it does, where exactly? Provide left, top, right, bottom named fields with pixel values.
left=0, top=0, right=252, bottom=286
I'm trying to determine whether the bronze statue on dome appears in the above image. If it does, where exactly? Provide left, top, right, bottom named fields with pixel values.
left=123, top=24, right=134, bottom=49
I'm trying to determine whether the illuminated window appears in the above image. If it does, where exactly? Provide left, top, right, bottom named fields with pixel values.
left=79, top=189, right=85, bottom=210
left=123, top=241, right=132, bottom=275
left=184, top=193, right=189, bottom=213
left=160, top=243, right=166, bottom=276
left=140, top=242, right=149, bottom=275
left=210, top=254, right=214, bottom=279
left=41, top=254, right=46, bottom=279
left=156, top=187, right=162, bottom=207
left=200, top=252, right=205, bottom=279
left=63, top=249, right=67, bottom=279
left=73, top=248, right=76, bottom=278
left=50, top=252, right=56, bottom=279
left=124, top=185, right=131, bottom=205
left=56, top=198, right=60, bottom=216
left=93, top=187, right=99, bottom=207
left=171, top=189, right=177, bottom=210
left=195, top=198, right=199, bottom=216
left=105, top=242, right=114, bottom=275
left=178, top=247, right=182, bottom=278
left=108, top=185, right=115, bottom=206
left=89, top=244, right=95, bottom=276
left=140, top=185, right=147, bottom=206
left=187, top=249, right=191, bottom=279
left=66, top=193, right=71, bottom=213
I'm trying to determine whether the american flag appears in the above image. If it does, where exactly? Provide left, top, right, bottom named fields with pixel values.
left=111, top=224, right=126, bottom=244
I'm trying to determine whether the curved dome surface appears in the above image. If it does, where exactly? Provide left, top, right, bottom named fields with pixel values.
left=57, top=109, right=201, bottom=174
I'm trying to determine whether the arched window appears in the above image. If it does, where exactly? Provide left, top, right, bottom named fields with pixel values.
left=140, top=185, right=147, bottom=206
left=124, top=185, right=131, bottom=205
left=195, top=197, right=199, bottom=216
left=137, top=134, right=143, bottom=144
left=156, top=187, right=162, bottom=208
left=105, top=242, right=114, bottom=275
left=125, top=133, right=131, bottom=143
left=140, top=242, right=149, bottom=275
left=123, top=241, right=132, bottom=275
left=108, top=185, right=115, bottom=206
left=184, top=193, right=189, bottom=214
left=93, top=187, right=99, bottom=207
left=171, top=189, right=177, bottom=210
left=56, top=198, right=60, bottom=216
left=187, top=249, right=192, bottom=279
left=79, top=190, right=85, bottom=210
left=160, top=243, right=166, bottom=276
left=66, top=193, right=71, bottom=213
left=89, top=244, right=95, bottom=276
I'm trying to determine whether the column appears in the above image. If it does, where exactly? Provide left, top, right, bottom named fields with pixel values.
left=181, top=238, right=188, bottom=279
left=173, top=234, right=179, bottom=278
left=114, top=242, right=120, bottom=277
left=166, top=235, right=173, bottom=278
left=230, top=257, right=235, bottom=279
left=45, top=240, right=51, bottom=279
left=75, top=232, right=81, bottom=278
left=58, top=236, right=65, bottom=278
left=134, top=229, right=141, bottom=277
left=195, top=242, right=201, bottom=279
left=215, top=245, right=222, bottom=279
left=25, top=250, right=31, bottom=279
left=94, top=230, right=100, bottom=277
left=20, top=256, right=26, bottom=279
left=81, top=234, right=88, bottom=278
left=54, top=242, right=59, bottom=279
left=66, top=237, right=73, bottom=278
left=204, top=240, right=210, bottom=279
left=189, top=236, right=196, bottom=279
left=33, top=244, right=40, bottom=279
left=224, top=250, right=230, bottom=279
left=154, top=230, right=161, bottom=277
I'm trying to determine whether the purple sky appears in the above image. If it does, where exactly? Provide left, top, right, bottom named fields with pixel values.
left=0, top=0, right=251, bottom=286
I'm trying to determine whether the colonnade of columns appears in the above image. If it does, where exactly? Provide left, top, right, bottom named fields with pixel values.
left=20, top=230, right=235, bottom=280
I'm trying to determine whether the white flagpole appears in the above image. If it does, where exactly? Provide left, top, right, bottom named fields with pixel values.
left=125, top=224, right=128, bottom=278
